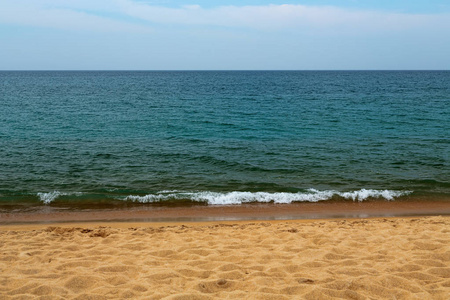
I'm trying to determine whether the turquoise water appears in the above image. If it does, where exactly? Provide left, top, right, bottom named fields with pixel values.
left=0, top=71, right=449, bottom=208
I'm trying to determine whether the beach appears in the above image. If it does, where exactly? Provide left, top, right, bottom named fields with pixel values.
left=1, top=213, right=449, bottom=299
left=0, top=71, right=449, bottom=299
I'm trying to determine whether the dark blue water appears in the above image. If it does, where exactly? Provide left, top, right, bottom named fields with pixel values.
left=0, top=71, right=449, bottom=207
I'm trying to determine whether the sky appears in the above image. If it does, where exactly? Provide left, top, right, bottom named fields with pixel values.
left=1, top=0, right=450, bottom=70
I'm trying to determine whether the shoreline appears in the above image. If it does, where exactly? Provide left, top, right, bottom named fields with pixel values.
left=1, top=200, right=449, bottom=224
left=0, top=215, right=447, bottom=232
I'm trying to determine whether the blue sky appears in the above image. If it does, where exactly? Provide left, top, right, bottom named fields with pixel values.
left=1, top=0, right=449, bottom=70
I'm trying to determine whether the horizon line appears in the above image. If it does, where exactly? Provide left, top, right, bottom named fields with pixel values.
left=1, top=69, right=449, bottom=72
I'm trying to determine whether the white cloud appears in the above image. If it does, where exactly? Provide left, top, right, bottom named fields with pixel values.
left=0, top=1, right=150, bottom=33
left=116, top=1, right=450, bottom=33
left=0, top=0, right=449, bottom=34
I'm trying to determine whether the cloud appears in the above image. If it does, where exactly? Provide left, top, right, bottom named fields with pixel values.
left=0, top=0, right=449, bottom=35
left=116, top=1, right=450, bottom=34
left=0, top=1, right=150, bottom=33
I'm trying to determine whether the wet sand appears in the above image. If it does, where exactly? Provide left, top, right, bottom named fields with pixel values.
left=1, top=200, right=450, bottom=224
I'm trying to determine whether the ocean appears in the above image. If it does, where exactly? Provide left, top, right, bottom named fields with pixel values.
left=0, top=71, right=448, bottom=209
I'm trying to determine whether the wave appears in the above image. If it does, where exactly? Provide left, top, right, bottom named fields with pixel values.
left=37, top=191, right=82, bottom=204
left=35, top=189, right=412, bottom=205
left=123, top=189, right=412, bottom=205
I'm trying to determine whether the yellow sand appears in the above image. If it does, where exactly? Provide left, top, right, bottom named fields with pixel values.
left=1, top=216, right=449, bottom=299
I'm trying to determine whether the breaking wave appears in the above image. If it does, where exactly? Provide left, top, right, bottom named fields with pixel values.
left=123, top=189, right=412, bottom=205
left=37, top=191, right=82, bottom=204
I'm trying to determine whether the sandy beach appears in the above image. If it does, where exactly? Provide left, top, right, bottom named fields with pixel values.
left=1, top=215, right=449, bottom=299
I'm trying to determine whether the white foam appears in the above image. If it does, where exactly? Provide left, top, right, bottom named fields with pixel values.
left=125, top=193, right=180, bottom=203
left=37, top=191, right=82, bottom=204
left=338, top=189, right=408, bottom=201
left=37, top=191, right=64, bottom=204
left=123, top=189, right=411, bottom=205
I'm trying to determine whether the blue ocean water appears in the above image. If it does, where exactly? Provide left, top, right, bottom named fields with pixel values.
left=0, top=71, right=449, bottom=208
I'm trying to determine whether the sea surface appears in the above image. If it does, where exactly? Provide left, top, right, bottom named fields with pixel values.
left=0, top=71, right=449, bottom=209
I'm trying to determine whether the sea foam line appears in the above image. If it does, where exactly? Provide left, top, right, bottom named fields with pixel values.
left=124, top=189, right=412, bottom=205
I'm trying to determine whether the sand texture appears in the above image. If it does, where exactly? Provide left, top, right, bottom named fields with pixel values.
left=1, top=216, right=449, bottom=299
